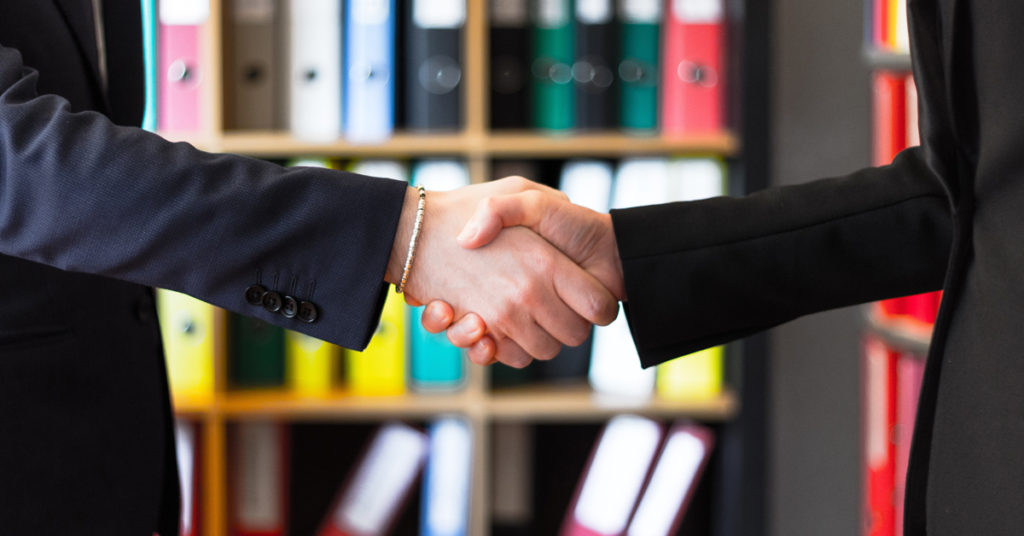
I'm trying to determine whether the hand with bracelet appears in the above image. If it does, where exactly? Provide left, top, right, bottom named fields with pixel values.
left=384, top=176, right=620, bottom=368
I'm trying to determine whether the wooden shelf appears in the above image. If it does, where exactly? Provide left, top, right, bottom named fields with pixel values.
left=176, top=130, right=740, bottom=159
left=172, top=385, right=738, bottom=422
left=488, top=384, right=738, bottom=422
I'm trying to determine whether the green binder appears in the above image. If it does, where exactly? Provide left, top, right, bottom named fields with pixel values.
left=532, top=0, right=575, bottom=130
left=618, top=0, right=660, bottom=131
left=229, top=313, right=285, bottom=388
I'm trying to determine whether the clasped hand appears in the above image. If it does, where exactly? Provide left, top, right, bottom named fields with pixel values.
left=387, top=176, right=624, bottom=368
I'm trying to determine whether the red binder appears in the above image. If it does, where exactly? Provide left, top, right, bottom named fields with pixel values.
left=559, top=415, right=664, bottom=536
left=230, top=422, right=289, bottom=536
left=661, top=0, right=726, bottom=135
left=872, top=72, right=906, bottom=166
left=863, top=337, right=897, bottom=536
left=316, top=422, right=429, bottom=536
left=894, top=353, right=925, bottom=536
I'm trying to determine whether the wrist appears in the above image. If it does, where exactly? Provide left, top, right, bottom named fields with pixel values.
left=386, top=186, right=421, bottom=285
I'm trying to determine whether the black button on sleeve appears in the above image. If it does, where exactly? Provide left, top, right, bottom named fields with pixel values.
left=261, top=291, right=283, bottom=313
left=297, top=301, right=319, bottom=324
left=245, top=284, right=267, bottom=306
left=281, top=296, right=299, bottom=319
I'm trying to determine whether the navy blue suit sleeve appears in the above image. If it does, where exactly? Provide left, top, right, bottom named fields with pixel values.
left=611, top=147, right=954, bottom=367
left=0, top=43, right=406, bottom=350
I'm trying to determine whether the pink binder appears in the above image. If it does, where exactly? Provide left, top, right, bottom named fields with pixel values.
left=661, top=0, right=726, bottom=135
left=158, top=1, right=209, bottom=133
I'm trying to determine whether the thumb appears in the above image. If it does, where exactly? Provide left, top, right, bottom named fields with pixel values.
left=457, top=191, right=549, bottom=249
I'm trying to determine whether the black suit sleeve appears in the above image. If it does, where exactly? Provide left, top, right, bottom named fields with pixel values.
left=611, top=147, right=954, bottom=367
left=0, top=43, right=406, bottom=350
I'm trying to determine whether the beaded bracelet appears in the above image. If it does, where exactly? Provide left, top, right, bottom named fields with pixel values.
left=396, top=186, right=426, bottom=294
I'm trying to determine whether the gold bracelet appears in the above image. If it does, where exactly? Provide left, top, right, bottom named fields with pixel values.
left=396, top=186, right=426, bottom=294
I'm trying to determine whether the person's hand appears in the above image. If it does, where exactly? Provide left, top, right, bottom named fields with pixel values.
left=385, top=177, right=619, bottom=368
left=420, top=190, right=626, bottom=365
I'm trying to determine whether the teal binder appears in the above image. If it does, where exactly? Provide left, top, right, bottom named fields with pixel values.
left=532, top=0, right=575, bottom=130
left=140, top=0, right=158, bottom=131
left=409, top=305, right=465, bottom=391
left=619, top=0, right=660, bottom=131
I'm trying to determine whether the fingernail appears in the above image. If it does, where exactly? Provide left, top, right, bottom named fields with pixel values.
left=457, top=222, right=477, bottom=244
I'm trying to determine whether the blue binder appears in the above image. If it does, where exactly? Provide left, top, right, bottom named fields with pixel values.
left=344, top=0, right=396, bottom=143
left=420, top=417, right=473, bottom=536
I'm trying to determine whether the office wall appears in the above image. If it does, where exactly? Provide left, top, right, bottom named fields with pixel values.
left=769, top=0, right=873, bottom=535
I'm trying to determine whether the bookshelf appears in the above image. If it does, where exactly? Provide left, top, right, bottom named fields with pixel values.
left=159, top=1, right=771, bottom=535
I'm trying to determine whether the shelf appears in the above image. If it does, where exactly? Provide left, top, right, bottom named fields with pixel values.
left=173, top=130, right=740, bottom=159
left=863, top=306, right=932, bottom=355
left=488, top=384, right=738, bottom=422
left=864, top=47, right=913, bottom=71
left=171, top=385, right=737, bottom=423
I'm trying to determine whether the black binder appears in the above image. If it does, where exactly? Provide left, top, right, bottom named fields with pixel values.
left=573, top=0, right=618, bottom=130
left=405, top=0, right=464, bottom=131
left=490, top=0, right=530, bottom=129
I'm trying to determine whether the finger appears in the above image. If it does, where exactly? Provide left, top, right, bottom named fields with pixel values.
left=420, top=301, right=455, bottom=333
left=496, top=302, right=564, bottom=361
left=493, top=337, right=534, bottom=369
left=404, top=294, right=424, bottom=307
left=457, top=191, right=552, bottom=249
left=466, top=335, right=497, bottom=365
left=492, top=175, right=569, bottom=201
left=550, top=253, right=620, bottom=327
left=446, top=313, right=488, bottom=348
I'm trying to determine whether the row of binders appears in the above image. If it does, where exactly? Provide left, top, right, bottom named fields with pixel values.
left=160, top=156, right=730, bottom=401
left=866, top=0, right=909, bottom=54
left=146, top=0, right=728, bottom=139
left=173, top=415, right=715, bottom=535
left=490, top=0, right=727, bottom=133
left=861, top=336, right=924, bottom=536
left=872, top=71, right=941, bottom=328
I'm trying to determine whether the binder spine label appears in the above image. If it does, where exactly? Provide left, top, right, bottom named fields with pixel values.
left=233, top=0, right=274, bottom=22
left=160, top=0, right=210, bottom=25
left=352, top=0, right=390, bottom=25
left=491, top=0, right=528, bottom=25
left=619, top=0, right=661, bottom=23
left=672, top=0, right=723, bottom=23
left=577, top=0, right=613, bottom=23
left=537, top=0, right=570, bottom=27
left=414, top=0, right=466, bottom=28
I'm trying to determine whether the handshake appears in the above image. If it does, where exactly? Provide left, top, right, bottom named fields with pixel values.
left=385, top=176, right=625, bottom=369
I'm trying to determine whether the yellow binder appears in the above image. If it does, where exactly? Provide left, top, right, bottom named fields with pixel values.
left=285, top=330, right=341, bottom=397
left=156, top=289, right=216, bottom=400
left=656, top=346, right=724, bottom=400
left=346, top=291, right=406, bottom=396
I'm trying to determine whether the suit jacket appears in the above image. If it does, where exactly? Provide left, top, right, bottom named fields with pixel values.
left=0, top=1, right=406, bottom=534
left=613, top=0, right=1023, bottom=534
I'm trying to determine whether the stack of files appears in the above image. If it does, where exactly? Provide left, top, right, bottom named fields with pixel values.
left=286, top=330, right=342, bottom=397
left=407, top=160, right=471, bottom=392
left=176, top=420, right=200, bottom=536
left=287, top=0, right=343, bottom=142
left=420, top=417, right=474, bottom=536
left=316, top=422, right=429, bottom=536
left=489, top=0, right=531, bottom=129
left=660, top=0, right=726, bottom=135
left=559, top=415, right=715, bottom=536
left=158, top=0, right=211, bottom=134
left=230, top=421, right=290, bottom=536
left=225, top=0, right=283, bottom=130
left=229, top=313, right=285, bottom=389
left=156, top=289, right=216, bottom=400
left=405, top=0, right=465, bottom=132
left=868, top=0, right=909, bottom=53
